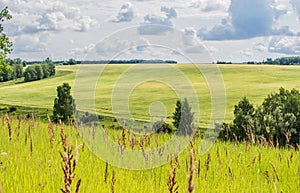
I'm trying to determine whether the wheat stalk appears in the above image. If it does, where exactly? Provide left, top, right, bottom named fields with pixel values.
left=5, top=114, right=12, bottom=141
left=30, top=136, right=33, bottom=156
left=48, top=116, right=55, bottom=148
left=265, top=169, right=270, bottom=183
left=1, top=114, right=4, bottom=127
left=269, top=162, right=280, bottom=182
left=75, top=179, right=81, bottom=193
left=167, top=162, right=178, bottom=193
left=104, top=161, right=109, bottom=183
left=228, top=166, right=234, bottom=179
left=204, top=153, right=211, bottom=180
left=187, top=148, right=195, bottom=193
left=59, top=124, right=81, bottom=193
left=16, top=115, right=21, bottom=138
left=111, top=169, right=116, bottom=193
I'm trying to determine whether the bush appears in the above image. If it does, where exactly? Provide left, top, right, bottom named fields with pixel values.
left=153, top=120, right=172, bottom=133
left=8, top=106, right=17, bottom=113
left=219, top=88, right=300, bottom=147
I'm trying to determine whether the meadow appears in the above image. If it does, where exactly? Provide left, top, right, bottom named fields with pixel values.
left=0, top=64, right=300, bottom=192
left=1, top=64, right=300, bottom=126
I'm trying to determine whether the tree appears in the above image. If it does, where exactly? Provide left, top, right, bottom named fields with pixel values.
left=41, top=64, right=49, bottom=78
left=67, top=58, right=77, bottom=65
left=232, top=97, right=255, bottom=141
left=43, top=57, right=55, bottom=76
left=172, top=98, right=194, bottom=136
left=47, top=63, right=55, bottom=76
left=24, top=66, right=37, bottom=82
left=14, top=64, right=23, bottom=78
left=0, top=7, right=12, bottom=75
left=53, top=83, right=76, bottom=123
left=34, top=64, right=43, bottom=80
left=257, top=88, right=300, bottom=146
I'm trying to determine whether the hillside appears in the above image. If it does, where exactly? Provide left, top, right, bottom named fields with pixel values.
left=1, top=64, right=300, bottom=126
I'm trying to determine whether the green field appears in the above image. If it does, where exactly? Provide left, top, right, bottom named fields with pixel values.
left=1, top=64, right=300, bottom=127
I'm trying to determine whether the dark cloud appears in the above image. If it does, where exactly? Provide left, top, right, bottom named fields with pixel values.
left=199, top=0, right=275, bottom=40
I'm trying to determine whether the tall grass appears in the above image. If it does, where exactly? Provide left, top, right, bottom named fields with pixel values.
left=0, top=114, right=299, bottom=192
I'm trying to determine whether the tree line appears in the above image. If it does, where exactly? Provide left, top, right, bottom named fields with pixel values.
left=216, top=56, right=300, bottom=65
left=262, top=56, right=300, bottom=65
left=0, top=58, right=56, bottom=82
left=24, top=62, right=56, bottom=82
left=0, top=58, right=24, bottom=82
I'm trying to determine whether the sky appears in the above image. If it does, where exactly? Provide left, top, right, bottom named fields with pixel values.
left=1, top=0, right=300, bottom=63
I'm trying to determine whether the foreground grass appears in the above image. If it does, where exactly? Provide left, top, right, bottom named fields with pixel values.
left=0, top=115, right=299, bottom=192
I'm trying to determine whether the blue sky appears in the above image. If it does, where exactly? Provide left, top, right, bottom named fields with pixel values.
left=1, top=0, right=300, bottom=63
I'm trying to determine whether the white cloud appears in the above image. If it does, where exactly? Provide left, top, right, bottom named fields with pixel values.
left=269, top=36, right=300, bottom=54
left=69, top=44, right=95, bottom=58
left=254, top=43, right=268, bottom=52
left=291, top=0, right=300, bottom=20
left=273, top=5, right=288, bottom=20
left=12, top=33, right=49, bottom=53
left=183, top=27, right=197, bottom=38
left=238, top=48, right=253, bottom=57
left=138, top=7, right=177, bottom=35
left=182, top=27, right=198, bottom=46
left=161, top=6, right=177, bottom=18
left=4, top=0, right=97, bottom=34
left=134, top=38, right=150, bottom=52
left=112, top=2, right=136, bottom=23
left=189, top=0, right=230, bottom=12
left=2, top=0, right=300, bottom=62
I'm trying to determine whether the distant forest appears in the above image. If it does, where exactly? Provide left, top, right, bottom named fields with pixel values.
left=4, top=56, right=300, bottom=68
left=25, top=59, right=178, bottom=65
left=217, top=56, right=300, bottom=65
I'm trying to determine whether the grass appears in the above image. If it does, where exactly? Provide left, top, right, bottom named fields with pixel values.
left=1, top=64, right=300, bottom=127
left=0, top=114, right=299, bottom=192
left=0, top=64, right=300, bottom=192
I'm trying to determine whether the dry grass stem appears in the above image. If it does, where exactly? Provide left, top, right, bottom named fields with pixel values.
left=187, top=148, right=195, bottom=193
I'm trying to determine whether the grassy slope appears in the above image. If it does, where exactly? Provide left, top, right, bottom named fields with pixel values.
left=0, top=64, right=300, bottom=126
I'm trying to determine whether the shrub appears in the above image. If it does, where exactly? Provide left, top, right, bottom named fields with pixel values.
left=153, top=120, right=173, bottom=134
left=8, top=106, right=17, bottom=113
left=219, top=88, right=300, bottom=147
